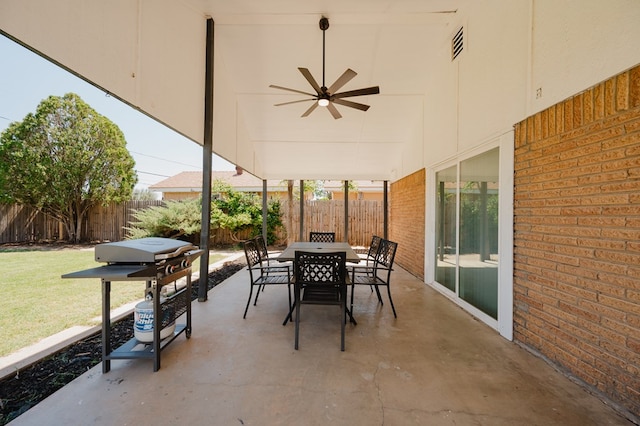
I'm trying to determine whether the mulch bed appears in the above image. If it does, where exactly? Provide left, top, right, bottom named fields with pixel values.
left=0, top=260, right=244, bottom=425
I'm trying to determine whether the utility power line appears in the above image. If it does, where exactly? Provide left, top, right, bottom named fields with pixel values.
left=135, top=170, right=170, bottom=178
left=130, top=150, right=200, bottom=169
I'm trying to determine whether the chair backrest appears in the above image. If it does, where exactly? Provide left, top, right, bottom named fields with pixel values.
left=253, top=235, right=269, bottom=260
left=375, top=239, right=398, bottom=278
left=294, top=251, right=346, bottom=286
left=309, top=232, right=336, bottom=243
left=243, top=239, right=262, bottom=269
left=367, top=235, right=382, bottom=260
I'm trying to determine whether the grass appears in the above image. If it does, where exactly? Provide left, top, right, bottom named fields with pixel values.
left=0, top=247, right=231, bottom=357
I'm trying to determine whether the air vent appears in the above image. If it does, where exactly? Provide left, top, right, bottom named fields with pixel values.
left=451, top=27, right=464, bottom=61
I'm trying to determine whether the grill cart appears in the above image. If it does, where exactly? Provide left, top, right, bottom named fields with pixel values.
left=62, top=238, right=203, bottom=372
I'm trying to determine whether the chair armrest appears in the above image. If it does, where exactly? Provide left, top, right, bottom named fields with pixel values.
left=349, top=265, right=374, bottom=272
left=261, top=265, right=290, bottom=272
left=350, top=265, right=373, bottom=280
left=350, top=264, right=393, bottom=280
left=248, top=264, right=291, bottom=273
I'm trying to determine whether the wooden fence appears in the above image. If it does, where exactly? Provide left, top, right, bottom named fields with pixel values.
left=0, top=200, right=384, bottom=247
left=279, top=200, right=384, bottom=247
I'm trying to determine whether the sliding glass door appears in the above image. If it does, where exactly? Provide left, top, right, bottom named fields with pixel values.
left=434, top=148, right=500, bottom=319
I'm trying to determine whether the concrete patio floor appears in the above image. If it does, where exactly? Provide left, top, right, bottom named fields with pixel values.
left=10, top=264, right=631, bottom=425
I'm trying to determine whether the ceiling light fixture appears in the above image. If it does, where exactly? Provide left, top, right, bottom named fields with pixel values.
left=318, top=98, right=329, bottom=107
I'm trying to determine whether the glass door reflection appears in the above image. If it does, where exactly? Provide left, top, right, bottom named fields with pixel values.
left=459, top=148, right=499, bottom=319
left=435, top=165, right=457, bottom=293
left=434, top=148, right=500, bottom=319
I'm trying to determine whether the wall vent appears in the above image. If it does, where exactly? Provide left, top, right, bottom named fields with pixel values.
left=451, top=27, right=464, bottom=61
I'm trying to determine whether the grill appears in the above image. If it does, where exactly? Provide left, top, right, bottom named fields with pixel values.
left=63, top=237, right=203, bottom=372
left=94, top=237, right=202, bottom=277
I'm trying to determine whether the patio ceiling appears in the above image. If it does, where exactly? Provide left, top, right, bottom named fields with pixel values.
left=0, top=0, right=466, bottom=181
left=207, top=0, right=462, bottom=181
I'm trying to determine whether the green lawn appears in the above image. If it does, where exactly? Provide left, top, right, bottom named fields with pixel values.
left=0, top=247, right=230, bottom=357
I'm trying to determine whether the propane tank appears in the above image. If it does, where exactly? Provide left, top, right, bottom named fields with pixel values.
left=134, top=288, right=176, bottom=343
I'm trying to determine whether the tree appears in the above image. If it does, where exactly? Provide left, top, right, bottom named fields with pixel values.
left=211, top=180, right=283, bottom=243
left=126, top=179, right=285, bottom=245
left=0, top=93, right=136, bottom=242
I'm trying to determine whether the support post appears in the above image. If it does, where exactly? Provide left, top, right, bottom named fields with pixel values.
left=262, top=180, right=268, bottom=244
left=287, top=180, right=294, bottom=244
left=299, top=180, right=304, bottom=241
left=383, top=180, right=389, bottom=239
left=198, top=18, right=214, bottom=302
left=344, top=180, right=349, bottom=243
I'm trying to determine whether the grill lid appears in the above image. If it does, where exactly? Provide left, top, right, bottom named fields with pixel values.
left=95, top=237, right=197, bottom=263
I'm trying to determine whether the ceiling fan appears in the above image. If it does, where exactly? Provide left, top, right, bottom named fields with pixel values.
left=269, top=16, right=380, bottom=119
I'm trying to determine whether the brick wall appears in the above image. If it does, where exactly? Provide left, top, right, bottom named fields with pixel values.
left=513, top=64, right=640, bottom=417
left=390, top=168, right=425, bottom=279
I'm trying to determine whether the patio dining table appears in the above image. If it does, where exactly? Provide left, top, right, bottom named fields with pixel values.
left=276, top=242, right=361, bottom=263
left=277, top=242, right=360, bottom=326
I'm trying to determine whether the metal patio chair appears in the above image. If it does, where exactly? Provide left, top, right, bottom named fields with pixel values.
left=242, top=239, right=291, bottom=319
left=348, top=234, right=382, bottom=292
left=254, top=234, right=289, bottom=292
left=293, top=251, right=348, bottom=351
left=349, top=238, right=398, bottom=318
left=309, top=231, right=336, bottom=243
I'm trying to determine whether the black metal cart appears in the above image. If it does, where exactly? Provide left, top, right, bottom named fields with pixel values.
left=62, top=238, right=202, bottom=372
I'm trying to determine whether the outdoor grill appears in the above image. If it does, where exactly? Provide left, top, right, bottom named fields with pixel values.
left=63, top=237, right=203, bottom=372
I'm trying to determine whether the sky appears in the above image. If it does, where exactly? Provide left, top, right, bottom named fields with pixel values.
left=0, top=34, right=235, bottom=191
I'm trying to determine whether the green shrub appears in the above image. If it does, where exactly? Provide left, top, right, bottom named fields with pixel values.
left=126, top=198, right=202, bottom=243
left=126, top=179, right=284, bottom=244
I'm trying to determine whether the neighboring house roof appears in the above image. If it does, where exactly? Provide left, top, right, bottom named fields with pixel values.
left=150, top=170, right=385, bottom=196
left=149, top=169, right=287, bottom=194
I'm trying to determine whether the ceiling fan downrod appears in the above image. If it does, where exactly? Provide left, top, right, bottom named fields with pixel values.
left=320, top=17, right=329, bottom=90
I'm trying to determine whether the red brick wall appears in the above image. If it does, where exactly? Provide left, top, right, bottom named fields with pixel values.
left=513, top=65, right=640, bottom=416
left=390, top=169, right=425, bottom=279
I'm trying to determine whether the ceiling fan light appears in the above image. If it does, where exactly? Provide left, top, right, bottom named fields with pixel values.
left=318, top=98, right=330, bottom=107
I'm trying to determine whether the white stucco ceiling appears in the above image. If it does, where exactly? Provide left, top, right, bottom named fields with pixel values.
left=0, top=0, right=465, bottom=181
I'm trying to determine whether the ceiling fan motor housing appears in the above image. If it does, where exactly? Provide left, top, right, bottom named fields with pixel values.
left=319, top=17, right=329, bottom=31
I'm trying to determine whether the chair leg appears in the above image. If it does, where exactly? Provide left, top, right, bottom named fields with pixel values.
left=386, top=286, right=397, bottom=318
left=350, top=282, right=355, bottom=317
left=340, top=285, right=346, bottom=351
left=373, top=285, right=384, bottom=304
left=253, top=284, right=261, bottom=306
left=283, top=283, right=294, bottom=326
left=282, top=283, right=293, bottom=326
left=340, top=302, right=346, bottom=351
left=243, top=285, right=254, bottom=319
left=294, top=286, right=301, bottom=350
left=345, top=307, right=357, bottom=325
left=283, top=301, right=295, bottom=326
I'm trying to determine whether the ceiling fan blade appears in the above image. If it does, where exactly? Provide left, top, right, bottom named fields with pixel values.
left=274, top=99, right=315, bottom=107
left=301, top=102, right=319, bottom=117
left=326, top=68, right=357, bottom=95
left=298, top=68, right=322, bottom=94
left=326, top=102, right=342, bottom=119
left=269, top=84, right=316, bottom=97
left=333, top=86, right=380, bottom=99
left=332, top=98, right=370, bottom=111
